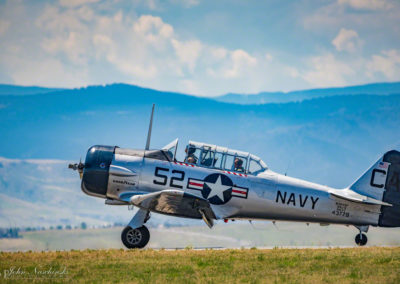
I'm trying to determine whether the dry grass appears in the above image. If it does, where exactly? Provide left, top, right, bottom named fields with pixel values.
left=1, top=247, right=400, bottom=283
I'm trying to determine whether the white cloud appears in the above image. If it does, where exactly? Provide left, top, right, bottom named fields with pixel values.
left=1, top=0, right=398, bottom=96
left=303, top=1, right=400, bottom=39
left=92, top=34, right=113, bottom=47
left=42, top=32, right=89, bottom=65
left=170, top=0, right=200, bottom=8
left=0, top=1, right=332, bottom=95
left=223, top=49, right=257, bottom=78
left=84, top=11, right=263, bottom=90
left=338, top=0, right=392, bottom=10
left=59, top=0, right=100, bottom=8
left=115, top=61, right=159, bottom=79
left=36, top=5, right=96, bottom=65
left=0, top=20, right=10, bottom=36
left=171, top=39, right=203, bottom=72
left=146, top=0, right=158, bottom=10
left=76, top=5, right=95, bottom=21
left=138, top=0, right=200, bottom=10
left=286, top=67, right=299, bottom=78
left=206, top=49, right=257, bottom=79
left=3, top=55, right=90, bottom=87
left=332, top=28, right=362, bottom=53
left=367, top=49, right=400, bottom=79
left=302, top=54, right=355, bottom=87
left=210, top=47, right=228, bottom=60
left=179, top=79, right=200, bottom=94
left=133, top=15, right=174, bottom=43
left=96, top=15, right=178, bottom=79
left=36, top=5, right=89, bottom=35
left=36, top=10, right=175, bottom=80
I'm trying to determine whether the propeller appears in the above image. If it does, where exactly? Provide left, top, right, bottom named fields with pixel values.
left=68, top=157, right=84, bottom=179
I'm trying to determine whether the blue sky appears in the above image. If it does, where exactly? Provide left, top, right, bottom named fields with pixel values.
left=0, top=0, right=399, bottom=96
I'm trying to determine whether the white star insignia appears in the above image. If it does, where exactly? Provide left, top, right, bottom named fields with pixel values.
left=204, top=175, right=231, bottom=202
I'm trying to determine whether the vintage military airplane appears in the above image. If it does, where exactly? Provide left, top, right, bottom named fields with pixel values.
left=69, top=105, right=400, bottom=248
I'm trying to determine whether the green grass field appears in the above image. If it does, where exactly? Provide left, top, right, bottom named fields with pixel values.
left=1, top=248, right=400, bottom=283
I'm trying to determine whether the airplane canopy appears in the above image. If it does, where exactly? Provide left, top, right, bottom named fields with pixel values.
left=184, top=141, right=267, bottom=175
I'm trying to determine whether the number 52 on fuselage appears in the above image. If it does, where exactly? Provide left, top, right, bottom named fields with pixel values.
left=69, top=106, right=400, bottom=249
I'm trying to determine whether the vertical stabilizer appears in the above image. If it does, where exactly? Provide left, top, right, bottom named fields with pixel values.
left=349, top=156, right=389, bottom=200
left=349, top=150, right=400, bottom=227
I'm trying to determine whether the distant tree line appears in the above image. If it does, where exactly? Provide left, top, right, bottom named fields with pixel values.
left=0, top=222, right=130, bottom=238
left=0, top=228, right=20, bottom=238
left=0, top=221, right=187, bottom=238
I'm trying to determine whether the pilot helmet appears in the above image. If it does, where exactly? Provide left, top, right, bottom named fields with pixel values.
left=187, top=146, right=196, bottom=155
left=235, top=158, right=243, bottom=166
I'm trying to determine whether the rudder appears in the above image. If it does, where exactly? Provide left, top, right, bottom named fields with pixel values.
left=379, top=150, right=400, bottom=227
left=349, top=150, right=400, bottom=227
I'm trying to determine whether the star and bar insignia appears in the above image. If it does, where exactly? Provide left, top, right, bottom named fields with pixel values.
left=187, top=173, right=248, bottom=205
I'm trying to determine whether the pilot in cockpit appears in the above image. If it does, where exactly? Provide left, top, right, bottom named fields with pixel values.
left=184, top=146, right=198, bottom=164
left=234, top=158, right=244, bottom=172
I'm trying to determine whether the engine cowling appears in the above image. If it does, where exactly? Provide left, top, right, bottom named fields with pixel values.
left=81, top=145, right=116, bottom=198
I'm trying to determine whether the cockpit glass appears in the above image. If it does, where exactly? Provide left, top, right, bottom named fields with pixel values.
left=259, top=160, right=267, bottom=168
left=183, top=141, right=267, bottom=173
left=248, top=159, right=263, bottom=174
left=166, top=146, right=175, bottom=160
left=162, top=139, right=178, bottom=160
left=213, top=152, right=224, bottom=168
left=223, top=154, right=235, bottom=170
left=200, top=147, right=214, bottom=167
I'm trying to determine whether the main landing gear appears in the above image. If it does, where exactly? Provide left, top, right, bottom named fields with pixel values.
left=121, top=208, right=151, bottom=249
left=354, top=225, right=369, bottom=246
left=121, top=226, right=150, bottom=249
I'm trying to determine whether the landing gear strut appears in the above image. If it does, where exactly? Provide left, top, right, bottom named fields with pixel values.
left=121, top=209, right=151, bottom=249
left=121, top=225, right=150, bottom=249
left=355, top=232, right=367, bottom=246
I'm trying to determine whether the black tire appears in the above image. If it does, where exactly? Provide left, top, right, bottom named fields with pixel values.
left=355, top=233, right=367, bottom=246
left=121, top=226, right=150, bottom=249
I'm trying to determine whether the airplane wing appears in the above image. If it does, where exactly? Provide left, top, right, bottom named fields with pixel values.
left=329, top=189, right=392, bottom=206
left=120, top=190, right=216, bottom=228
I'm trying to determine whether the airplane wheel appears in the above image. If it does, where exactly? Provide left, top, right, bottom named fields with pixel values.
left=121, top=226, right=150, bottom=249
left=355, top=233, right=367, bottom=246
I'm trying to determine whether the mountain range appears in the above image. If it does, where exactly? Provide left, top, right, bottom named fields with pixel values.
left=215, top=82, right=400, bottom=104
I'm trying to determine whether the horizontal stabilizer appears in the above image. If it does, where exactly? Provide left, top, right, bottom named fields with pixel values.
left=329, top=189, right=392, bottom=206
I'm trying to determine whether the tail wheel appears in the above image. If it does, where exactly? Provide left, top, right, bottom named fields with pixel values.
left=355, top=233, right=368, bottom=246
left=121, top=226, right=150, bottom=249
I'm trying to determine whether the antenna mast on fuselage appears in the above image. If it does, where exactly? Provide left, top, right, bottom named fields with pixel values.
left=145, top=104, right=155, bottom=150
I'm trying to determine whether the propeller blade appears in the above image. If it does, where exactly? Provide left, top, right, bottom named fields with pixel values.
left=69, top=157, right=85, bottom=179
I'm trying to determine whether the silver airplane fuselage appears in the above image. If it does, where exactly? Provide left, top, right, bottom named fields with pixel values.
left=102, top=150, right=379, bottom=227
